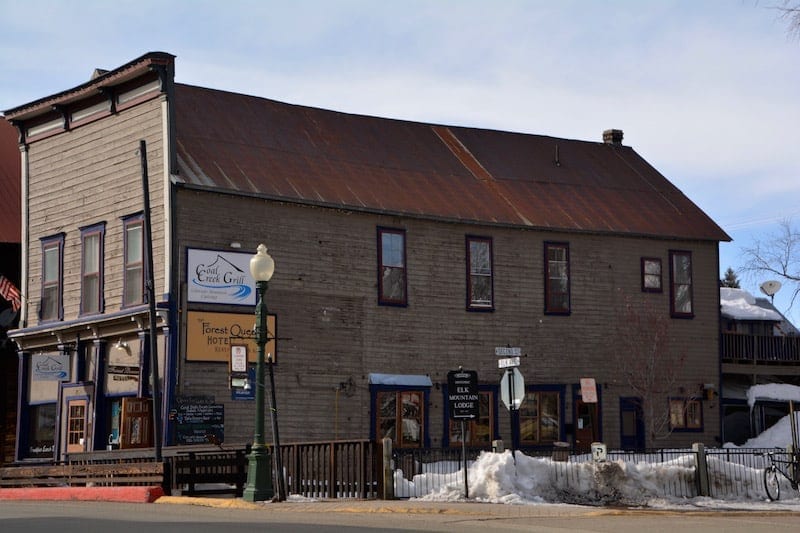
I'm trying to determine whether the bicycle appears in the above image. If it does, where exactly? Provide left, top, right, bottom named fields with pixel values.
left=760, top=450, right=799, bottom=501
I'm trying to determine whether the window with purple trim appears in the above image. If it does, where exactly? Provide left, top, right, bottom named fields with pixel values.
left=377, top=227, right=407, bottom=305
left=80, top=223, right=105, bottom=315
left=40, top=235, right=64, bottom=322
left=544, top=242, right=570, bottom=314
left=641, top=257, right=662, bottom=292
left=467, top=236, right=493, bottom=310
left=669, top=250, right=693, bottom=318
left=123, top=216, right=144, bottom=307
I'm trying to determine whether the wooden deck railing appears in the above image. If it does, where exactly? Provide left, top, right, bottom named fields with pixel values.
left=721, top=333, right=800, bottom=364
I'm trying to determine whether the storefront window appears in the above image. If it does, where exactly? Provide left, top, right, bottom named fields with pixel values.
left=28, top=403, right=56, bottom=458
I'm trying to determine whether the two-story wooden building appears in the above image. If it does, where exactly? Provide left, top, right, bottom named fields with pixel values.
left=3, top=52, right=730, bottom=462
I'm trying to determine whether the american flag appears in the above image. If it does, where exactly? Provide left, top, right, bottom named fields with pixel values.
left=0, top=275, right=21, bottom=312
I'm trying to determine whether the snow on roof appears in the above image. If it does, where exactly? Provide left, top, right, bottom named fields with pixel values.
left=720, top=287, right=782, bottom=322
left=746, top=383, right=800, bottom=408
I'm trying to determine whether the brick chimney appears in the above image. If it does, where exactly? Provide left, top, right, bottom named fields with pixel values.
left=602, top=129, right=623, bottom=145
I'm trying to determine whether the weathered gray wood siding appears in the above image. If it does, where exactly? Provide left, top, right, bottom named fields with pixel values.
left=175, top=188, right=721, bottom=449
left=24, top=98, right=166, bottom=322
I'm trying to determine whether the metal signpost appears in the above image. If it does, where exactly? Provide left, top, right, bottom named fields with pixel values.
left=497, top=347, right=524, bottom=460
left=447, top=368, right=479, bottom=499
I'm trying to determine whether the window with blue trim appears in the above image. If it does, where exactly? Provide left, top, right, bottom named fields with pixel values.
left=123, top=214, right=144, bottom=307
left=80, top=223, right=105, bottom=315
left=376, top=390, right=425, bottom=448
left=519, top=388, right=562, bottom=445
left=40, top=234, right=64, bottom=322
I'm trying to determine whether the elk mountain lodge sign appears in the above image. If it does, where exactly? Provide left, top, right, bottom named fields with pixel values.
left=447, top=369, right=479, bottom=420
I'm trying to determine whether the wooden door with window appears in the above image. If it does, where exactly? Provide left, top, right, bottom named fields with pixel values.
left=66, top=399, right=88, bottom=453
left=119, top=397, right=153, bottom=449
left=574, top=399, right=598, bottom=453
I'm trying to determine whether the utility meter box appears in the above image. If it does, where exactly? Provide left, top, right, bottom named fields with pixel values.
left=591, top=442, right=607, bottom=462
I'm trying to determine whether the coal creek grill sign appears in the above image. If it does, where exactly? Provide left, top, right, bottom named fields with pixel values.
left=447, top=369, right=479, bottom=420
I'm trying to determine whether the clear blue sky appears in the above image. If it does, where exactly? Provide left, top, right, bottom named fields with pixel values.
left=2, top=0, right=799, bottom=323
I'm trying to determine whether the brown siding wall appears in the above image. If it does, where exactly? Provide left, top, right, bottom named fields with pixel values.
left=25, top=97, right=166, bottom=323
left=175, top=188, right=721, bottom=449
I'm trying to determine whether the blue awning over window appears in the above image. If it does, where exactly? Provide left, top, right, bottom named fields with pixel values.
left=368, top=373, right=432, bottom=387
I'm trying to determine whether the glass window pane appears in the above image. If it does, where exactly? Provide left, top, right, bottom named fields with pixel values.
left=382, top=232, right=404, bottom=268
left=470, top=241, right=490, bottom=275
left=471, top=275, right=491, bottom=305
left=382, top=266, right=405, bottom=301
left=44, top=246, right=59, bottom=282
left=83, top=234, right=99, bottom=272
left=126, top=224, right=142, bottom=263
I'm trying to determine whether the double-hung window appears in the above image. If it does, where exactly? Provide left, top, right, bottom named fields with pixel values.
left=377, top=227, right=407, bottom=305
left=544, top=242, right=570, bottom=314
left=669, top=398, right=702, bottom=430
left=519, top=388, right=562, bottom=445
left=641, top=257, right=662, bottom=292
left=123, top=215, right=145, bottom=307
left=466, top=236, right=493, bottom=310
left=80, top=223, right=105, bottom=315
left=40, top=235, right=64, bottom=321
left=669, top=250, right=693, bottom=318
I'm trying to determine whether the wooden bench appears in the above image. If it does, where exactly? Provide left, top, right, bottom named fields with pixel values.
left=0, top=461, right=165, bottom=488
left=172, top=450, right=248, bottom=496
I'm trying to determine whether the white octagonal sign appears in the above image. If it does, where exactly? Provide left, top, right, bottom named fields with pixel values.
left=500, top=367, right=525, bottom=410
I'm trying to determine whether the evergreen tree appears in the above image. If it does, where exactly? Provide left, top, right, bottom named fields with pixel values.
left=720, top=267, right=740, bottom=288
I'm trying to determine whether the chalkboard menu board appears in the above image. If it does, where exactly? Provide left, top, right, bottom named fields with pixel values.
left=174, top=401, right=224, bottom=445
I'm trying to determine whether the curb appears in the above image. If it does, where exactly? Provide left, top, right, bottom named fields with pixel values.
left=0, top=486, right=165, bottom=503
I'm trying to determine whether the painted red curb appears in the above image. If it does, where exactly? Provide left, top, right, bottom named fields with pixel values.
left=0, top=486, right=164, bottom=503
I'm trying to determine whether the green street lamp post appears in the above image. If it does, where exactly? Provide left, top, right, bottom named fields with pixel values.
left=243, top=244, right=284, bottom=502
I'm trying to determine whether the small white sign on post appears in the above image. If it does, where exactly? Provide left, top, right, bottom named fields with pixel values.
left=231, top=345, right=247, bottom=373
left=495, top=346, right=522, bottom=357
left=498, top=356, right=520, bottom=369
left=580, top=377, right=598, bottom=403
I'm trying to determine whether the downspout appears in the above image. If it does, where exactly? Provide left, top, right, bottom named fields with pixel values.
left=19, top=142, right=29, bottom=328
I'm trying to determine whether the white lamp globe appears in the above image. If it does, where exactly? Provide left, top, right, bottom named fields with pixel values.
left=250, top=244, right=275, bottom=282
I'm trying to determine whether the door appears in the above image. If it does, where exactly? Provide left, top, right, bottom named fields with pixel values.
left=66, top=399, right=88, bottom=454
left=119, top=397, right=153, bottom=449
left=574, top=399, right=598, bottom=453
left=620, top=397, right=645, bottom=450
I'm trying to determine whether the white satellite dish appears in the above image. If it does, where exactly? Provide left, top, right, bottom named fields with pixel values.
left=759, top=280, right=782, bottom=300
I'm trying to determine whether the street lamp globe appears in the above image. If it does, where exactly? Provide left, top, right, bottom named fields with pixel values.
left=250, top=244, right=275, bottom=282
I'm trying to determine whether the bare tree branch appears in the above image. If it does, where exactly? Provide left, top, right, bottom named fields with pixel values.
left=740, top=218, right=800, bottom=311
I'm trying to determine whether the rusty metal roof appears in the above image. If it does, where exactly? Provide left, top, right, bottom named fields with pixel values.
left=0, top=118, right=20, bottom=244
left=173, top=84, right=729, bottom=242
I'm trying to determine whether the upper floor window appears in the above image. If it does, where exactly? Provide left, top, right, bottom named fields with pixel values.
left=377, top=227, right=407, bottom=306
left=544, top=242, right=570, bottom=314
left=40, top=235, right=64, bottom=322
left=80, top=223, right=105, bottom=315
left=669, top=250, right=693, bottom=318
left=467, top=236, right=493, bottom=310
left=123, top=215, right=144, bottom=307
left=641, top=257, right=662, bottom=292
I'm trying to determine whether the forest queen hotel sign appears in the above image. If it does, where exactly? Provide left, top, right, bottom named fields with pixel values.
left=187, top=248, right=257, bottom=306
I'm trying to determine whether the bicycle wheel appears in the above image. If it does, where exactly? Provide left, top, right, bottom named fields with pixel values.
left=764, top=466, right=781, bottom=501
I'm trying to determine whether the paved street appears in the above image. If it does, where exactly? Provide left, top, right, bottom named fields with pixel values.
left=1, top=498, right=800, bottom=532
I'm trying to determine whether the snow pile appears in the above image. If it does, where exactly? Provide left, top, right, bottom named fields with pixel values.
left=399, top=450, right=700, bottom=506
left=729, top=412, right=800, bottom=448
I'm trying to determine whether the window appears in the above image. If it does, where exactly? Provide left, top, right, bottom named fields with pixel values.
left=80, top=223, right=105, bottom=315
left=669, top=250, right=693, bottom=318
left=67, top=403, right=86, bottom=446
left=123, top=215, right=144, bottom=306
left=519, top=389, right=561, bottom=445
left=669, top=398, right=703, bottom=430
left=544, top=242, right=570, bottom=314
left=467, top=236, right=493, bottom=310
left=448, top=390, right=494, bottom=447
left=641, top=257, right=662, bottom=292
left=27, top=403, right=56, bottom=458
left=376, top=390, right=424, bottom=448
left=377, top=227, right=407, bottom=305
left=40, top=235, right=64, bottom=321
